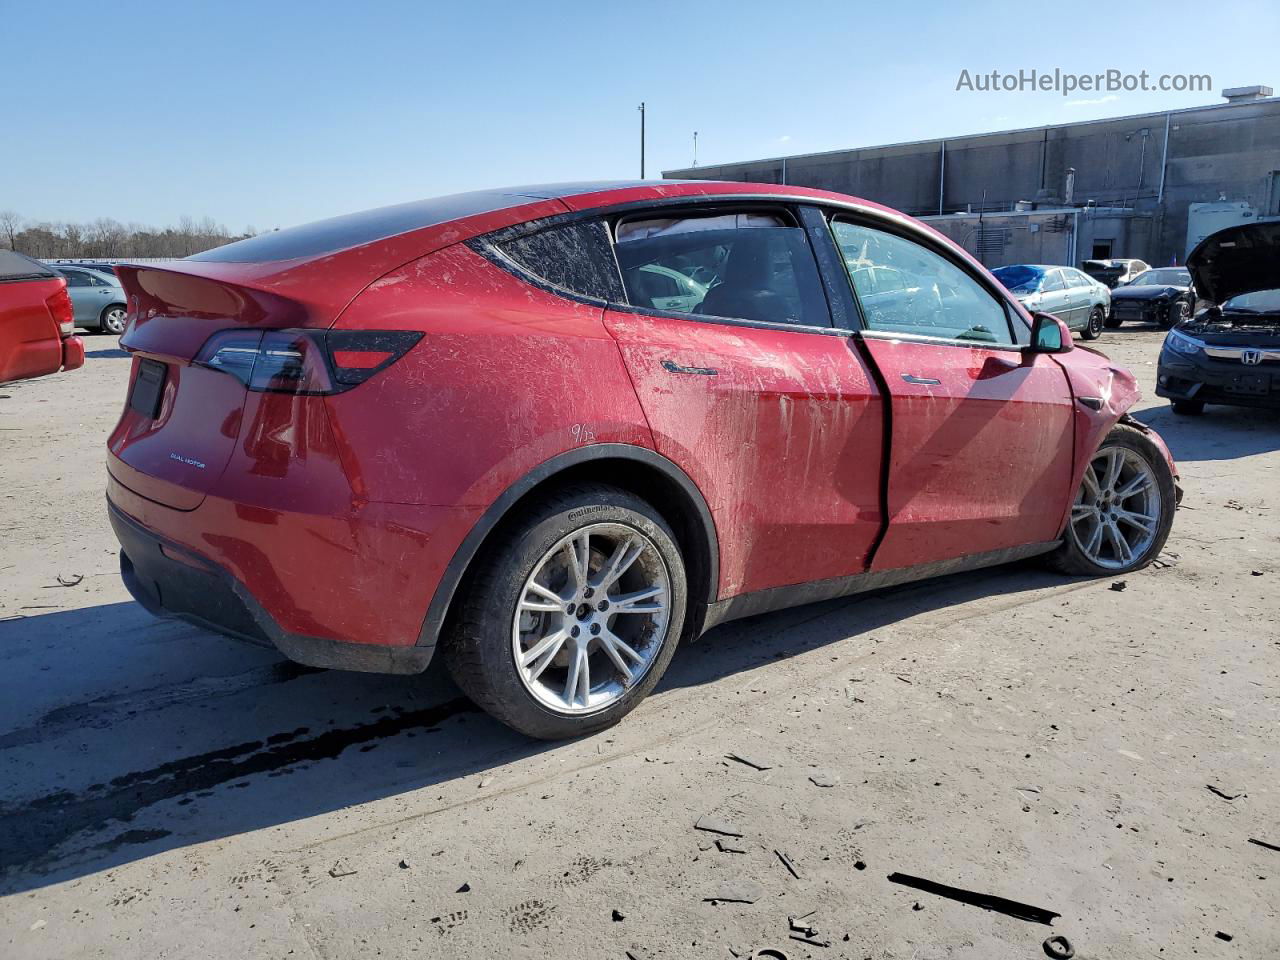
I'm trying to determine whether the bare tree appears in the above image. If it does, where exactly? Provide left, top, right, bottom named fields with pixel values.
left=0, top=210, right=21, bottom=251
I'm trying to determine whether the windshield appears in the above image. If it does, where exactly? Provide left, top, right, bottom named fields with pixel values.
left=1222, top=289, right=1280, bottom=313
left=991, top=265, right=1043, bottom=294
left=1131, top=269, right=1189, bottom=286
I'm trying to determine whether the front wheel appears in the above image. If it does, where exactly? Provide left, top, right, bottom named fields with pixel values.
left=1159, top=300, right=1190, bottom=330
left=443, top=484, right=687, bottom=740
left=1080, top=306, right=1105, bottom=341
left=1047, top=423, right=1176, bottom=576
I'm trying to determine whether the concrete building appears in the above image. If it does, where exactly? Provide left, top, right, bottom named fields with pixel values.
left=664, top=88, right=1280, bottom=268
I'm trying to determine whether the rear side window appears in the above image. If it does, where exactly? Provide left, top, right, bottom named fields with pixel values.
left=614, top=211, right=830, bottom=327
left=1041, top=270, right=1066, bottom=292
left=495, top=219, right=624, bottom=302
left=63, top=270, right=91, bottom=288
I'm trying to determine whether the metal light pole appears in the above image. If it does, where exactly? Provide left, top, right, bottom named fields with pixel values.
left=638, top=102, right=646, bottom=179
left=693, top=130, right=698, bottom=167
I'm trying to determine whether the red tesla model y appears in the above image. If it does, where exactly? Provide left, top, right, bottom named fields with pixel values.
left=107, top=181, right=1179, bottom=738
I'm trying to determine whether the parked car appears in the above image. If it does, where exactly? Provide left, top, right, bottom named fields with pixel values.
left=1157, top=220, right=1280, bottom=414
left=54, top=266, right=129, bottom=334
left=1082, top=258, right=1150, bottom=289
left=0, top=251, right=85, bottom=384
left=51, top=259, right=120, bottom=277
left=107, top=181, right=1180, bottom=739
left=990, top=264, right=1111, bottom=340
left=1106, top=267, right=1195, bottom=329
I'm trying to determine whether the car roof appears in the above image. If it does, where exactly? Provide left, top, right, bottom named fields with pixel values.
left=187, top=180, right=905, bottom=266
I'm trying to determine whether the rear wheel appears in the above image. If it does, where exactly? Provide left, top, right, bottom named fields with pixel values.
left=100, top=304, right=127, bottom=335
left=1047, top=423, right=1175, bottom=576
left=1171, top=398, right=1205, bottom=416
left=443, top=484, right=687, bottom=740
left=1080, top=306, right=1105, bottom=340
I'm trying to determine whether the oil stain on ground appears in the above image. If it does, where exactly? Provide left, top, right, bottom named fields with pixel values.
left=0, top=697, right=477, bottom=880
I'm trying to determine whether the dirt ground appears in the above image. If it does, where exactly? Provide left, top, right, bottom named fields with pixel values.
left=1, top=327, right=1277, bottom=960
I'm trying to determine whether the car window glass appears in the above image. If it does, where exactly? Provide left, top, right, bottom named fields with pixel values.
left=832, top=220, right=1012, bottom=345
left=614, top=211, right=830, bottom=327
left=496, top=219, right=624, bottom=302
left=1041, top=270, right=1065, bottom=292
left=1065, top=269, right=1088, bottom=287
left=63, top=270, right=89, bottom=288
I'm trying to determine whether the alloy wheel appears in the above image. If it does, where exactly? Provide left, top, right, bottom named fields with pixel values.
left=1069, top=446, right=1162, bottom=569
left=103, top=307, right=127, bottom=334
left=512, top=522, right=671, bottom=715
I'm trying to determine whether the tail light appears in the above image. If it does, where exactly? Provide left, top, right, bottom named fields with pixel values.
left=194, top=329, right=422, bottom=395
left=45, top=283, right=74, bottom=333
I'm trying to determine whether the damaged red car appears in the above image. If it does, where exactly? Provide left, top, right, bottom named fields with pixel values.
left=106, top=181, right=1180, bottom=739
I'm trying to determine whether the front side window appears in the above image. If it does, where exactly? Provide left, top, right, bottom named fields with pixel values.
left=832, top=220, right=1013, bottom=345
left=614, top=211, right=829, bottom=327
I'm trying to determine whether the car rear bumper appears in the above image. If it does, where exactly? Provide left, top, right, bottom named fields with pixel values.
left=110, top=500, right=435, bottom=674
left=1156, top=352, right=1280, bottom=409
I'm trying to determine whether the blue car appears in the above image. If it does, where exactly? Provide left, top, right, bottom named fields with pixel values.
left=54, top=265, right=128, bottom=334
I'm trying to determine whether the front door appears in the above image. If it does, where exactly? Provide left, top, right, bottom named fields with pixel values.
left=829, top=217, right=1076, bottom=571
left=604, top=205, right=886, bottom=600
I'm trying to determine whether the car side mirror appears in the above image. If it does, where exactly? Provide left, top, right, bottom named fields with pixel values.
left=1030, top=313, right=1073, bottom=353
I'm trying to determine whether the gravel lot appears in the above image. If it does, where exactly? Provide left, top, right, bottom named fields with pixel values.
left=1, top=328, right=1277, bottom=959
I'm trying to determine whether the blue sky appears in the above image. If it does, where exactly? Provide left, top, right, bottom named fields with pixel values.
left=3, top=0, right=1276, bottom=231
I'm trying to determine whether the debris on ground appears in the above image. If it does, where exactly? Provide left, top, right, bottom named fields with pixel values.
left=703, top=878, right=764, bottom=904
left=398, top=859, right=410, bottom=870
left=695, top=815, right=744, bottom=837
left=611, top=909, right=625, bottom=921
left=1042, top=934, right=1075, bottom=959
left=456, top=882, right=471, bottom=893
left=716, top=838, right=747, bottom=855
left=886, top=872, right=1060, bottom=924
left=788, top=912, right=830, bottom=947
left=1207, top=784, right=1243, bottom=801
left=774, top=850, right=801, bottom=879
left=1251, top=569, right=1263, bottom=576
left=808, top=771, right=839, bottom=788
left=1248, top=837, right=1279, bottom=852
left=51, top=574, right=83, bottom=587
left=911, top=902, right=924, bottom=911
left=327, top=861, right=357, bottom=878
left=1152, top=552, right=1180, bottom=569
left=1215, top=931, right=1233, bottom=942
left=1109, top=580, right=1127, bottom=592
left=727, top=752, right=775, bottom=771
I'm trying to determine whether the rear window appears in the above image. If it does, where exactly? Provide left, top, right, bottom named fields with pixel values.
left=0, top=251, right=55, bottom=281
left=189, top=189, right=542, bottom=263
left=495, top=220, right=624, bottom=302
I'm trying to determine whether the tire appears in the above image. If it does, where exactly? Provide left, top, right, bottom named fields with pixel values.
left=1171, top=398, right=1205, bottom=416
left=1080, top=306, right=1105, bottom=341
left=1046, top=422, right=1176, bottom=577
left=443, top=484, right=688, bottom=740
left=100, top=304, right=127, bottom=335
left=1159, top=300, right=1190, bottom=331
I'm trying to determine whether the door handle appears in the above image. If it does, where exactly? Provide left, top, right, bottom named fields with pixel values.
left=901, top=373, right=941, bottom=385
left=662, top=359, right=718, bottom=377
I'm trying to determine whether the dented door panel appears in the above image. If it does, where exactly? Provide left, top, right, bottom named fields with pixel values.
left=605, top=309, right=885, bottom=599
left=859, top=336, right=1075, bottom=570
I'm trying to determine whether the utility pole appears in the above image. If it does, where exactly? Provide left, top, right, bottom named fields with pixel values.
left=693, top=130, right=698, bottom=167
left=638, top=102, right=646, bottom=178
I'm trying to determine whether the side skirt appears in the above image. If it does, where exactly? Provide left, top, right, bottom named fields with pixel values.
left=700, top=540, right=1060, bottom=633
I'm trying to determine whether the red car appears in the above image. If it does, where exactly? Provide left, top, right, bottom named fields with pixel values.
left=0, top=252, right=85, bottom=385
left=107, top=181, right=1179, bottom=739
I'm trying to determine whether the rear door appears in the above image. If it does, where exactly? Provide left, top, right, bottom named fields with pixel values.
left=603, top=204, right=885, bottom=600
left=1040, top=268, right=1076, bottom=326
left=827, top=217, right=1075, bottom=571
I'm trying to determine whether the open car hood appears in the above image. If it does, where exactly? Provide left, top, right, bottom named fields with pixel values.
left=1187, top=220, right=1280, bottom=304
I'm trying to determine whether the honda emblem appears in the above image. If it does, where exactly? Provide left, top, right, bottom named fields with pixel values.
left=1241, top=349, right=1262, bottom=366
